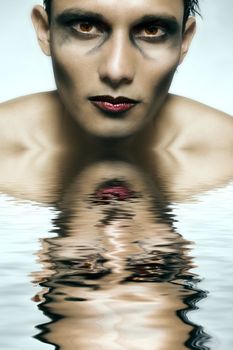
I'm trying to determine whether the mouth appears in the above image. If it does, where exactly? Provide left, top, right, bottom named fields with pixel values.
left=88, top=95, right=140, bottom=114
left=89, top=179, right=140, bottom=204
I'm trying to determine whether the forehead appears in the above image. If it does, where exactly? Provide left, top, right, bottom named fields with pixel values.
left=52, top=0, right=184, bottom=23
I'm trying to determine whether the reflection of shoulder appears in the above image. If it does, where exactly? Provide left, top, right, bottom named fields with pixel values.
left=0, top=91, right=64, bottom=149
left=165, top=94, right=233, bottom=149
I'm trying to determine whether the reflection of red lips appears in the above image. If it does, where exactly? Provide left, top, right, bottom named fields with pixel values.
left=96, top=186, right=133, bottom=201
left=91, top=101, right=135, bottom=113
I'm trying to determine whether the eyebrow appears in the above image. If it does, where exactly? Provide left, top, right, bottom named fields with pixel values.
left=133, top=15, right=180, bottom=32
left=55, top=8, right=180, bottom=32
left=55, top=9, right=108, bottom=25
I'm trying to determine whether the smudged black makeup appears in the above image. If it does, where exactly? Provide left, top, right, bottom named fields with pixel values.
left=54, top=9, right=180, bottom=45
left=132, top=15, right=180, bottom=44
left=54, top=9, right=110, bottom=40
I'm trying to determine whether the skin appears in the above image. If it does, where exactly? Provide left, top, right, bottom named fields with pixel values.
left=0, top=0, right=232, bottom=151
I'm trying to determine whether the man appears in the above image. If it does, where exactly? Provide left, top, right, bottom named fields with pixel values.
left=0, top=0, right=232, bottom=152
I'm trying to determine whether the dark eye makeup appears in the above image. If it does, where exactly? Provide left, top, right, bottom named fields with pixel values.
left=132, top=15, right=179, bottom=43
left=55, top=10, right=179, bottom=43
left=133, top=23, right=168, bottom=43
left=57, top=15, right=108, bottom=39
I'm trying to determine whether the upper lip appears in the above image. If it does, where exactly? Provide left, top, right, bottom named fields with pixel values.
left=88, top=95, right=140, bottom=105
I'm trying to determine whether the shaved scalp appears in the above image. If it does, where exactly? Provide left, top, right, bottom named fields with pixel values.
left=43, top=0, right=200, bottom=23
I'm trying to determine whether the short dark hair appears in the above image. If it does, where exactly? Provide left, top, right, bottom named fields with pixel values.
left=183, top=0, right=200, bottom=22
left=43, top=0, right=200, bottom=24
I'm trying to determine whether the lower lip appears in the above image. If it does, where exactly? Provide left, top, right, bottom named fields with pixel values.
left=91, top=101, right=136, bottom=113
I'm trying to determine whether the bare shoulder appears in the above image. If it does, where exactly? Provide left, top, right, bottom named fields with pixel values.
left=168, top=94, right=232, bottom=120
left=165, top=94, right=233, bottom=149
left=0, top=90, right=61, bottom=118
left=0, top=91, right=64, bottom=149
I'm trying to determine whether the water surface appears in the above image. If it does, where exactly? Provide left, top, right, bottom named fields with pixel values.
left=1, top=149, right=233, bottom=350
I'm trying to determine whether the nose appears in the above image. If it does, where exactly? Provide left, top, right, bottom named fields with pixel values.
left=98, top=31, right=136, bottom=88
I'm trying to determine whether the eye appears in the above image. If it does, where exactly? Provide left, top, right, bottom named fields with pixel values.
left=144, top=25, right=164, bottom=36
left=135, top=23, right=167, bottom=42
left=71, top=21, right=103, bottom=37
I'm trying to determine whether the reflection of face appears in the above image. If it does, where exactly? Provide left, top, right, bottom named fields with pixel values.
left=34, top=159, right=195, bottom=350
left=54, top=159, right=190, bottom=287
left=60, top=160, right=172, bottom=246
left=49, top=0, right=185, bottom=138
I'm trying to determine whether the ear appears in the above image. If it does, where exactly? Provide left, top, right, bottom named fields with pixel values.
left=31, top=5, right=51, bottom=56
left=179, top=17, right=196, bottom=64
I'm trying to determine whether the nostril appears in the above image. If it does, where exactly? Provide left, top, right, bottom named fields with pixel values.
left=100, top=75, right=133, bottom=88
left=98, top=59, right=135, bottom=88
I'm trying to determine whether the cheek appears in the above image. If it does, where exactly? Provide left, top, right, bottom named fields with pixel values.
left=50, top=44, right=93, bottom=92
left=140, top=48, right=181, bottom=94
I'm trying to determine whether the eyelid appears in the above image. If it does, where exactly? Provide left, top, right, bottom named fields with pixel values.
left=134, top=25, right=166, bottom=35
left=72, top=22, right=102, bottom=34
left=59, top=15, right=109, bottom=32
left=132, top=19, right=178, bottom=36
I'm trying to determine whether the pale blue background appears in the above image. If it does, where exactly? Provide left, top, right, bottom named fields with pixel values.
left=0, top=0, right=232, bottom=115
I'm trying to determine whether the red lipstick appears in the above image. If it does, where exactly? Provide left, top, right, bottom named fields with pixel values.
left=96, top=185, right=133, bottom=201
left=89, top=179, right=139, bottom=204
left=89, top=95, right=139, bottom=114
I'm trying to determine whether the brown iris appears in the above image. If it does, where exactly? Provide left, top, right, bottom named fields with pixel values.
left=144, top=25, right=159, bottom=35
left=79, top=22, right=94, bottom=33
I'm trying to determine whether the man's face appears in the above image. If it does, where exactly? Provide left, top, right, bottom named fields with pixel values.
left=42, top=0, right=192, bottom=138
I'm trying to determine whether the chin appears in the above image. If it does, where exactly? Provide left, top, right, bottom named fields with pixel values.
left=73, top=114, right=142, bottom=140
left=88, top=129, right=134, bottom=140
left=85, top=122, right=145, bottom=140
